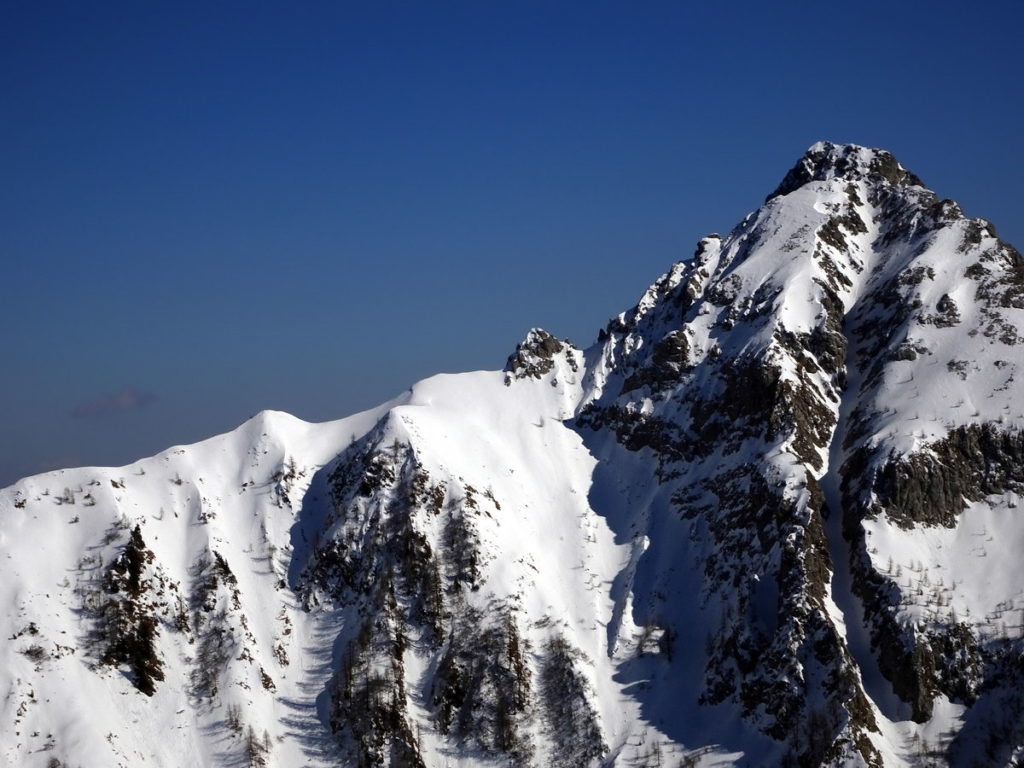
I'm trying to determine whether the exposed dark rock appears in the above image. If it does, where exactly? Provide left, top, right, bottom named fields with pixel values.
left=576, top=403, right=691, bottom=468
left=818, top=209, right=868, bottom=253
left=621, top=330, right=692, bottom=394
left=706, top=273, right=743, bottom=306
left=768, top=142, right=924, bottom=201
left=932, top=293, right=961, bottom=327
left=958, top=218, right=997, bottom=253
left=865, top=424, right=1024, bottom=529
left=504, top=329, right=568, bottom=381
left=887, top=340, right=930, bottom=362
left=947, top=359, right=970, bottom=379
left=689, top=356, right=835, bottom=471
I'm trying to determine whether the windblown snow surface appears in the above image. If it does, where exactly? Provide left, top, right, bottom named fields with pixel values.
left=4, top=142, right=1024, bottom=767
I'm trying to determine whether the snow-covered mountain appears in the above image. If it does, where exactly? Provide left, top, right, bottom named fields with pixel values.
left=4, top=141, right=1024, bottom=767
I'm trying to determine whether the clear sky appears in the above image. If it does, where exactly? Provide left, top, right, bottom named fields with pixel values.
left=3, top=1, right=1022, bottom=486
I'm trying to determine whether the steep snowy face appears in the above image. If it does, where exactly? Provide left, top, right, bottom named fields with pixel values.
left=832, top=163, right=1024, bottom=753
left=0, top=406, right=401, bottom=768
left=575, top=140, right=1024, bottom=764
left=572, top=142, right=918, bottom=766
left=2, top=142, right=1023, bottom=768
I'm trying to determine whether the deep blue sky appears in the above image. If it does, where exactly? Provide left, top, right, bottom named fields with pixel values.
left=2, top=1, right=1022, bottom=485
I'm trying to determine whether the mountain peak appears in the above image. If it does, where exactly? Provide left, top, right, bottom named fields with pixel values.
left=767, top=140, right=925, bottom=201
left=4, top=144, right=1024, bottom=768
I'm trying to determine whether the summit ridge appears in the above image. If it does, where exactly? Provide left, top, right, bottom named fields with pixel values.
left=768, top=140, right=926, bottom=201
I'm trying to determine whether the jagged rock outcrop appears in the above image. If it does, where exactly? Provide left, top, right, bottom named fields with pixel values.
left=505, top=328, right=579, bottom=382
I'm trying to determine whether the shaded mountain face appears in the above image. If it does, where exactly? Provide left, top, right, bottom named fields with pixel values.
left=3, top=141, right=1024, bottom=767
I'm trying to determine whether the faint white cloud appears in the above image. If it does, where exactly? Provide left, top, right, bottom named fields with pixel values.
left=72, top=388, right=158, bottom=419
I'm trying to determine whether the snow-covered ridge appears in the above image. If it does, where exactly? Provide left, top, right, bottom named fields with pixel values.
left=3, top=142, right=1024, bottom=767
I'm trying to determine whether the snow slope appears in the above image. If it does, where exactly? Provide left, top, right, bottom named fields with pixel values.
left=3, top=141, right=1024, bottom=767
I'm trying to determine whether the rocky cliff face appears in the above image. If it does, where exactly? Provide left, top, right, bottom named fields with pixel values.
left=2, top=142, right=1023, bottom=767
